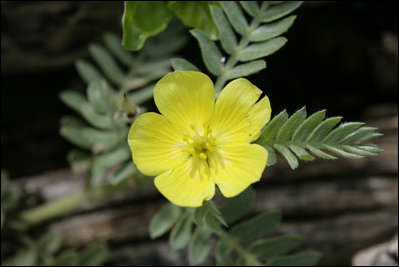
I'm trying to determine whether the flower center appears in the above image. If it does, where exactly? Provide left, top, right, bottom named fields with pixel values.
left=182, top=124, right=216, bottom=161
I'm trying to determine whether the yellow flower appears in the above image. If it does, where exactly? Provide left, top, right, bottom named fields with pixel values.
left=128, top=71, right=271, bottom=207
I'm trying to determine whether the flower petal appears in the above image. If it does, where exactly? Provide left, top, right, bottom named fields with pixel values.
left=128, top=112, right=187, bottom=176
left=247, top=95, right=271, bottom=141
left=154, top=71, right=215, bottom=134
left=213, top=143, right=268, bottom=197
left=154, top=158, right=215, bottom=207
left=210, top=78, right=263, bottom=144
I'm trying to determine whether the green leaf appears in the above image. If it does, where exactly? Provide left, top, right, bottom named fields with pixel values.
left=54, top=250, right=79, bottom=266
left=322, top=145, right=364, bottom=159
left=169, top=214, right=193, bottom=251
left=122, top=1, right=173, bottom=51
left=260, top=1, right=303, bottom=23
left=240, top=1, right=259, bottom=17
left=230, top=211, right=281, bottom=243
left=258, top=110, right=289, bottom=144
left=356, top=144, right=382, bottom=154
left=190, top=29, right=224, bottom=76
left=307, top=145, right=336, bottom=160
left=91, top=147, right=131, bottom=181
left=276, top=107, right=306, bottom=142
left=128, top=84, right=154, bottom=105
left=292, top=110, right=326, bottom=143
left=80, top=127, right=119, bottom=153
left=188, top=226, right=212, bottom=265
left=112, top=162, right=137, bottom=185
left=2, top=250, right=37, bottom=266
left=80, top=104, right=113, bottom=129
left=37, top=232, right=62, bottom=255
left=103, top=33, right=135, bottom=67
left=266, top=146, right=277, bottom=165
left=341, top=145, right=378, bottom=156
left=193, top=205, right=208, bottom=226
left=75, top=60, right=104, bottom=85
left=87, top=81, right=112, bottom=114
left=60, top=123, right=92, bottom=150
left=88, top=44, right=125, bottom=87
left=355, top=132, right=383, bottom=144
left=323, top=122, right=365, bottom=144
left=204, top=201, right=228, bottom=228
left=249, top=235, right=302, bottom=261
left=224, top=60, right=266, bottom=81
left=237, top=37, right=287, bottom=62
left=61, top=90, right=113, bottom=130
left=141, top=20, right=188, bottom=57
left=307, top=117, right=342, bottom=143
left=289, top=145, right=314, bottom=161
left=210, top=5, right=237, bottom=54
left=249, top=15, right=296, bottom=42
left=168, top=1, right=220, bottom=40
left=221, top=1, right=248, bottom=35
left=59, top=90, right=87, bottom=113
left=273, top=144, right=299, bottom=169
left=266, top=251, right=321, bottom=266
left=339, top=127, right=378, bottom=144
left=215, top=240, right=234, bottom=266
left=149, top=203, right=182, bottom=239
left=79, top=242, right=109, bottom=266
left=220, top=187, right=255, bottom=224
left=171, top=58, right=200, bottom=72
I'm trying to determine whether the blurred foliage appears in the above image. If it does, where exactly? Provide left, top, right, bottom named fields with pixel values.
left=1, top=170, right=20, bottom=230
left=60, top=21, right=187, bottom=186
left=1, top=172, right=108, bottom=266
left=122, top=1, right=220, bottom=50
left=2, top=232, right=108, bottom=266
left=150, top=188, right=321, bottom=266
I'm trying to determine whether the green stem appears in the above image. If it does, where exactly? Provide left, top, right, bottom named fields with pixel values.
left=203, top=200, right=260, bottom=265
left=214, top=18, right=261, bottom=94
left=19, top=180, right=131, bottom=225
left=214, top=228, right=262, bottom=266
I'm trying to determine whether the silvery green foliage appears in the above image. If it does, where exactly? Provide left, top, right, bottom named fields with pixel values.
left=257, top=107, right=382, bottom=169
left=172, top=1, right=302, bottom=92
left=148, top=3, right=382, bottom=266
left=59, top=24, right=187, bottom=185
left=150, top=188, right=321, bottom=266
left=2, top=231, right=108, bottom=266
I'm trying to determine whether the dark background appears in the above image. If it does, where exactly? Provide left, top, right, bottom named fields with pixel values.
left=1, top=1, right=398, bottom=178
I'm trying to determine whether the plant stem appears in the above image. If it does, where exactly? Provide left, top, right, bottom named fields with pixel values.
left=19, top=180, right=131, bottom=225
left=214, top=228, right=262, bottom=266
left=214, top=18, right=261, bottom=94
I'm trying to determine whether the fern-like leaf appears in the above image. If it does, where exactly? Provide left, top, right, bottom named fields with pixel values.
left=257, top=107, right=383, bottom=169
left=173, top=1, right=302, bottom=92
left=59, top=25, right=186, bottom=184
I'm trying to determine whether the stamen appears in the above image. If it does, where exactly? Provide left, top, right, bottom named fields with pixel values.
left=205, top=142, right=212, bottom=151
left=183, top=135, right=194, bottom=144
left=190, top=124, right=200, bottom=135
left=199, top=153, right=207, bottom=160
left=182, top=148, right=194, bottom=155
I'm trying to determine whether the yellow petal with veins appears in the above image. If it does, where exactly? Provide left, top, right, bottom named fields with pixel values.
left=213, top=143, right=268, bottom=197
left=154, top=71, right=215, bottom=134
left=210, top=78, right=264, bottom=144
left=128, top=112, right=187, bottom=176
left=248, top=95, right=271, bottom=141
left=154, top=158, right=215, bottom=207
